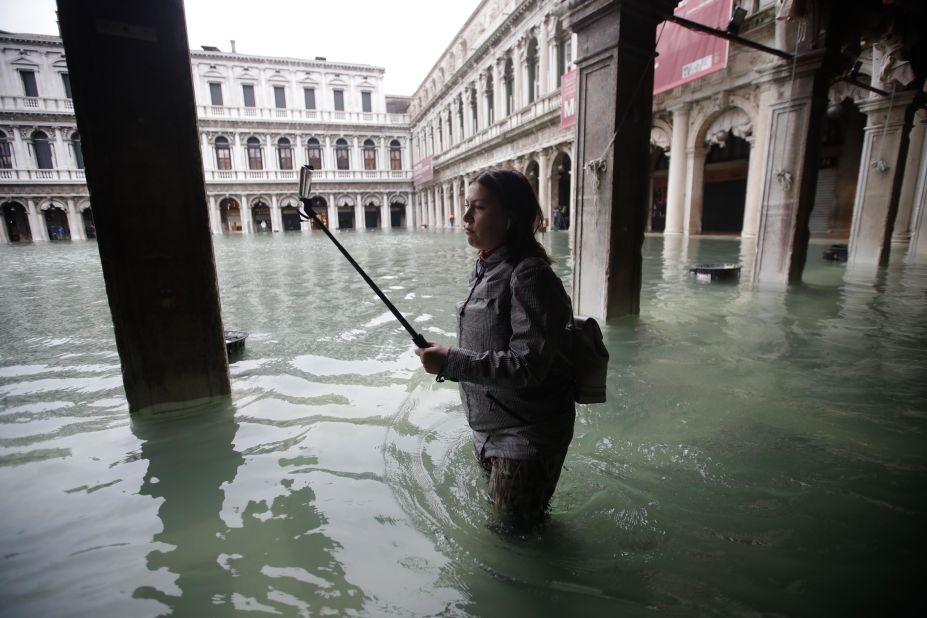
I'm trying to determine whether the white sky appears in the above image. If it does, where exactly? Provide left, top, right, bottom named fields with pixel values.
left=0, top=0, right=482, bottom=95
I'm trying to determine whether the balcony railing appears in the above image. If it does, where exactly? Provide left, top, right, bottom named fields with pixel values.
left=197, top=105, right=411, bottom=125
left=0, top=168, right=85, bottom=181
left=0, top=95, right=74, bottom=113
left=204, top=169, right=412, bottom=182
left=432, top=91, right=563, bottom=166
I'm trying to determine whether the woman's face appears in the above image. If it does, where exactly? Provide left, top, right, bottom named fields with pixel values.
left=463, top=181, right=508, bottom=251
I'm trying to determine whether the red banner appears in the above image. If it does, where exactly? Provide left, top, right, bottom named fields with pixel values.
left=561, top=69, right=578, bottom=129
left=412, top=155, right=433, bottom=187
left=654, top=0, right=731, bottom=94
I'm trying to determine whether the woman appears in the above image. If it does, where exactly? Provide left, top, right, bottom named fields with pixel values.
left=415, top=168, right=574, bottom=522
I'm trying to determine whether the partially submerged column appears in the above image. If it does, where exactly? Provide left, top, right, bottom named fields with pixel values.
left=891, top=108, right=926, bottom=247
left=847, top=91, right=915, bottom=267
left=568, top=0, right=679, bottom=319
left=682, top=145, right=707, bottom=235
left=56, top=0, right=230, bottom=413
left=663, top=103, right=689, bottom=235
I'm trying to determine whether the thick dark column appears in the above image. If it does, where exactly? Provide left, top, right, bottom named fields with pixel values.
left=568, top=0, right=678, bottom=320
left=57, top=0, right=230, bottom=413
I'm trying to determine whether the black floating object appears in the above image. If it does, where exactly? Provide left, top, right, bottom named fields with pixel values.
left=689, top=263, right=741, bottom=283
left=822, top=244, right=848, bottom=262
left=224, top=330, right=248, bottom=358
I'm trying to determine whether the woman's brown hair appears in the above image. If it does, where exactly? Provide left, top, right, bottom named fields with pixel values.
left=470, top=168, right=552, bottom=265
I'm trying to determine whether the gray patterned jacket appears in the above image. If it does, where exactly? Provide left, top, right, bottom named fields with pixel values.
left=443, top=247, right=575, bottom=460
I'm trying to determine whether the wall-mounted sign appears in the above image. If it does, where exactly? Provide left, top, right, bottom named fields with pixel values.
left=561, top=69, right=578, bottom=129
left=654, top=0, right=731, bottom=94
left=413, top=155, right=433, bottom=187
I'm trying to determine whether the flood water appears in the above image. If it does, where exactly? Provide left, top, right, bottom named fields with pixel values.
left=1, top=230, right=925, bottom=617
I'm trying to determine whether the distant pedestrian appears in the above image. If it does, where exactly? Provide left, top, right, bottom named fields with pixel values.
left=449, top=212, right=456, bottom=227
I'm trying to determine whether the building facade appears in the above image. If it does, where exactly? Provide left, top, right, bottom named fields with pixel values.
left=0, top=32, right=415, bottom=243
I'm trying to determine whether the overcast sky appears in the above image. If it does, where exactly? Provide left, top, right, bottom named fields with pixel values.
left=0, top=0, right=482, bottom=95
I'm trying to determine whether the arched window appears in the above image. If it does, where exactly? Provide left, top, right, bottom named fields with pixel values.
left=469, top=86, right=478, bottom=134
left=527, top=37, right=540, bottom=104
left=246, top=137, right=263, bottom=170
left=437, top=118, right=443, bottom=153
left=277, top=137, right=293, bottom=170
left=457, top=94, right=465, bottom=137
left=447, top=107, right=453, bottom=145
left=32, top=130, right=53, bottom=169
left=0, top=130, right=13, bottom=169
left=363, top=138, right=376, bottom=171
left=389, top=139, right=402, bottom=171
left=215, top=136, right=232, bottom=170
left=306, top=137, right=322, bottom=170
left=504, top=57, right=514, bottom=116
left=335, top=138, right=349, bottom=170
left=70, top=132, right=84, bottom=169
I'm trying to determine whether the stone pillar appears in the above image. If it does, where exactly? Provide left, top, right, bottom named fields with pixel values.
left=0, top=210, right=8, bottom=243
left=892, top=109, right=926, bottom=246
left=848, top=91, right=916, bottom=266
left=909, top=120, right=927, bottom=261
left=233, top=133, right=245, bottom=170
left=240, top=195, right=250, bottom=233
left=664, top=104, right=689, bottom=235
left=539, top=18, right=551, bottom=97
left=28, top=199, right=49, bottom=241
left=442, top=182, right=451, bottom=227
left=381, top=192, right=390, bottom=229
left=538, top=149, right=551, bottom=226
left=568, top=0, right=678, bottom=319
left=477, top=72, right=487, bottom=131
left=452, top=178, right=462, bottom=227
left=352, top=137, right=361, bottom=171
left=355, top=193, right=364, bottom=231
left=327, top=198, right=337, bottom=231
left=741, top=120, right=767, bottom=240
left=682, top=145, right=707, bottom=235
left=493, top=58, right=505, bottom=124
left=270, top=194, right=281, bottom=232
left=514, top=40, right=527, bottom=111
left=12, top=129, right=29, bottom=170
left=66, top=197, right=85, bottom=240
left=200, top=132, right=211, bottom=170
left=323, top=135, right=332, bottom=170
left=207, top=195, right=220, bottom=234
left=57, top=0, right=230, bottom=413
left=430, top=187, right=438, bottom=228
left=53, top=128, right=68, bottom=170
left=751, top=48, right=831, bottom=285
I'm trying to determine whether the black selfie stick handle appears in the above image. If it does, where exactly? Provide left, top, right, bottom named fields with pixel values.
left=299, top=198, right=430, bottom=349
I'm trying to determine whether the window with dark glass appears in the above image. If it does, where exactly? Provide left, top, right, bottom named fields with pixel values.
left=304, top=87, right=316, bottom=110
left=470, top=89, right=478, bottom=133
left=277, top=137, right=293, bottom=170
left=21, top=71, right=39, bottom=97
left=61, top=73, right=72, bottom=99
left=504, top=58, right=514, bottom=116
left=247, top=137, right=263, bottom=170
left=32, top=131, right=53, bottom=169
left=273, top=86, right=286, bottom=109
left=242, top=84, right=256, bottom=107
left=335, top=138, right=349, bottom=170
left=71, top=132, right=84, bottom=169
left=527, top=39, right=539, bottom=103
left=306, top=138, right=322, bottom=169
left=389, top=139, right=401, bottom=171
left=486, top=76, right=495, bottom=125
left=363, top=139, right=376, bottom=170
left=0, top=131, right=13, bottom=169
left=333, top=89, right=345, bottom=112
left=361, top=91, right=372, bottom=113
left=215, top=136, right=232, bottom=170
left=209, top=82, right=223, bottom=106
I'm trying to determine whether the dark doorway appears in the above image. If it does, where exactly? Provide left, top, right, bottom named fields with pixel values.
left=2, top=201, right=31, bottom=242
left=82, top=206, right=96, bottom=238
left=44, top=207, right=70, bottom=240
left=702, top=131, right=749, bottom=234
left=365, top=205, right=380, bottom=229
left=337, top=206, right=354, bottom=230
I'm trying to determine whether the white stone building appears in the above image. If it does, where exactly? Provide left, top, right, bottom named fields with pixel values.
left=0, top=32, right=415, bottom=242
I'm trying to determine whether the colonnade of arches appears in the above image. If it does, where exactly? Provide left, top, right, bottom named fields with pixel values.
left=413, top=146, right=573, bottom=231
left=210, top=191, right=411, bottom=234
left=649, top=93, right=868, bottom=240
left=1, top=197, right=94, bottom=243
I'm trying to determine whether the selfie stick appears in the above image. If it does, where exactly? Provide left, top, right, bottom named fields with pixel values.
left=296, top=165, right=429, bottom=349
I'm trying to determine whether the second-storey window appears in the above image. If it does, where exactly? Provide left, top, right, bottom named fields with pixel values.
left=333, top=89, right=345, bottom=112
left=242, top=84, right=256, bottom=107
left=361, top=91, right=372, bottom=113
left=335, top=138, right=349, bottom=170
left=215, top=136, right=232, bottom=170
left=32, top=130, right=53, bottom=169
left=389, top=140, right=401, bottom=171
left=209, top=82, right=223, bottom=106
left=273, top=86, right=286, bottom=109
left=62, top=73, right=72, bottom=99
left=306, top=138, right=322, bottom=169
left=304, top=87, right=316, bottom=110
left=247, top=137, right=263, bottom=170
left=363, top=139, right=376, bottom=170
left=277, top=137, right=293, bottom=170
left=20, top=71, right=39, bottom=97
left=0, top=131, right=13, bottom=169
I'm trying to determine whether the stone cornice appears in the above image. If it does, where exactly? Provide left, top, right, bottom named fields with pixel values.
left=191, top=50, right=385, bottom=76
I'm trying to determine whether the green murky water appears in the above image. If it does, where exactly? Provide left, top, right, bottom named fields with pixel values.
left=1, top=231, right=924, bottom=617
